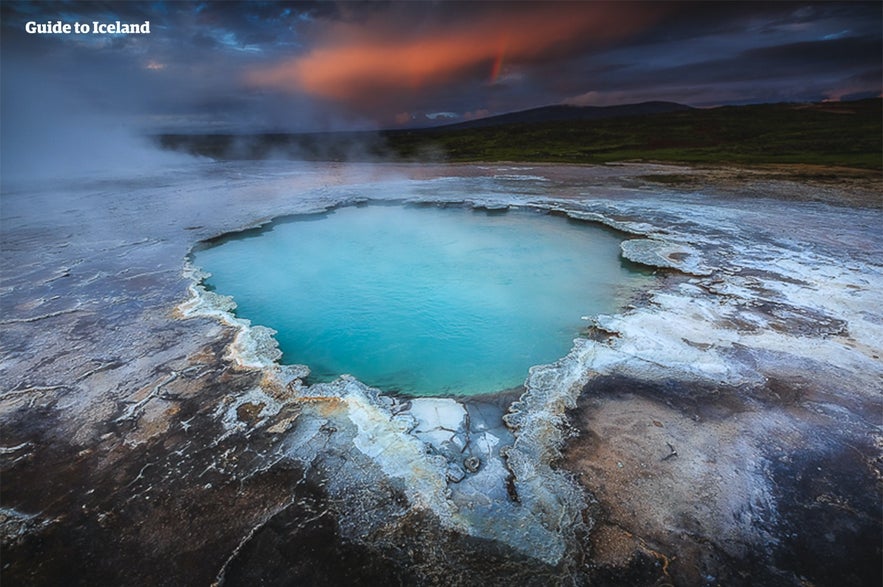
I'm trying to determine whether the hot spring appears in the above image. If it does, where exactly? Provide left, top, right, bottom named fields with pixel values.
left=193, top=204, right=650, bottom=396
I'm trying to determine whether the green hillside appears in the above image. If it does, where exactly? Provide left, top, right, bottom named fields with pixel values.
left=158, top=99, right=882, bottom=170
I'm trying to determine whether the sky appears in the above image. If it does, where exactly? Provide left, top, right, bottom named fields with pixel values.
left=1, top=1, right=881, bottom=133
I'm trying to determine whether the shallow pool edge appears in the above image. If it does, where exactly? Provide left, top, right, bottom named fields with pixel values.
left=174, top=194, right=677, bottom=564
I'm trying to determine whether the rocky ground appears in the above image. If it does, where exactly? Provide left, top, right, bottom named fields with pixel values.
left=1, top=161, right=880, bottom=585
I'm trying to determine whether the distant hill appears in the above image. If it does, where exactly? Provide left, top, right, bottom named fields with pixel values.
left=439, top=101, right=695, bottom=130
left=157, top=98, right=882, bottom=170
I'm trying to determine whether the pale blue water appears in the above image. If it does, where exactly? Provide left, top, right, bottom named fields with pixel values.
left=194, top=204, right=648, bottom=396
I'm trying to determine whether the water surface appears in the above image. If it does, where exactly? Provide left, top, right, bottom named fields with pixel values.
left=194, top=204, right=649, bottom=396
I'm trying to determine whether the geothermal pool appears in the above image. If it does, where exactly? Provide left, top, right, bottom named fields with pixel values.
left=4, top=161, right=881, bottom=585
left=193, top=203, right=649, bottom=396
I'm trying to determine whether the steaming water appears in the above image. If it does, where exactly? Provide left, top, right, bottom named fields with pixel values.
left=194, top=204, right=649, bottom=396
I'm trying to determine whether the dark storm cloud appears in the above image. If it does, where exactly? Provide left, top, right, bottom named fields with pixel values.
left=620, top=35, right=880, bottom=88
left=744, top=35, right=882, bottom=66
left=638, top=1, right=880, bottom=43
left=1, top=1, right=881, bottom=131
left=561, top=33, right=882, bottom=107
left=1, top=1, right=340, bottom=131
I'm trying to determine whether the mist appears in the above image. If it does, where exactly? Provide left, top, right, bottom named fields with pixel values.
left=0, top=61, right=195, bottom=188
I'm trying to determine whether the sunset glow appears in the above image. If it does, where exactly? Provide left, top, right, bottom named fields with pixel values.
left=2, top=1, right=879, bottom=130
left=248, top=5, right=665, bottom=104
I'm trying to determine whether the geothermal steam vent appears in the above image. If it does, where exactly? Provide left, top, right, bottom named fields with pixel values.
left=192, top=204, right=649, bottom=396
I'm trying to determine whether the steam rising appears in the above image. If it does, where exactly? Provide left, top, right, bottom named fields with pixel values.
left=1, top=62, right=193, bottom=186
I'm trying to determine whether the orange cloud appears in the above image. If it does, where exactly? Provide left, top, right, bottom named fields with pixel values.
left=248, top=4, right=665, bottom=102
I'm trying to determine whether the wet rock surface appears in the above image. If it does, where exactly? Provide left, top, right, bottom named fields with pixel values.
left=564, top=376, right=880, bottom=586
left=1, top=161, right=881, bottom=585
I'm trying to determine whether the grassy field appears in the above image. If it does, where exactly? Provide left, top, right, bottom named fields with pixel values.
left=158, top=99, right=882, bottom=170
